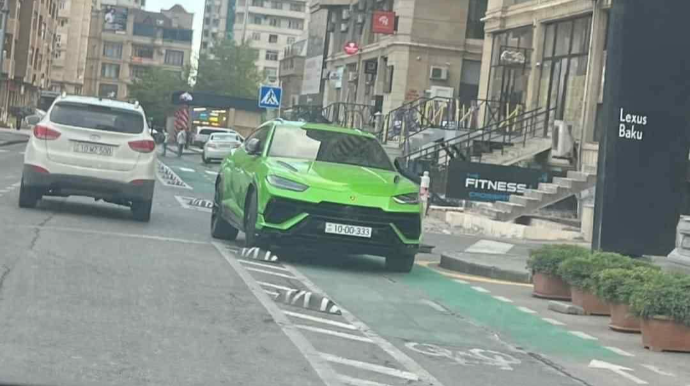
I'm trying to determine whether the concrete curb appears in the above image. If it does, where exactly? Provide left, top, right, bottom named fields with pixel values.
left=439, top=253, right=532, bottom=284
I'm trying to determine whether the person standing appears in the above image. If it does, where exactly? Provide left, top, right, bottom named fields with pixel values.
left=176, top=130, right=187, bottom=158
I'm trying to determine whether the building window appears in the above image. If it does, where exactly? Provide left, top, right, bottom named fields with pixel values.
left=213, top=19, right=220, bottom=26
left=133, top=45, right=154, bottom=59
left=253, top=16, right=262, bottom=24
left=287, top=37, right=296, bottom=45
left=271, top=1, right=282, bottom=9
left=202, top=42, right=208, bottom=49
left=269, top=34, right=278, bottom=43
left=131, top=65, right=149, bottom=79
left=203, top=30, right=209, bottom=37
left=290, top=3, right=304, bottom=12
left=165, top=50, right=184, bottom=66
left=252, top=32, right=261, bottom=40
left=269, top=18, right=279, bottom=27
left=103, top=41, right=123, bottom=59
left=459, top=60, right=481, bottom=104
left=205, top=17, right=210, bottom=25
left=60, top=19, right=68, bottom=27
left=265, top=50, right=279, bottom=61
left=98, top=83, right=118, bottom=98
left=465, top=0, right=488, bottom=40
left=251, top=0, right=263, bottom=6
left=101, top=63, right=121, bottom=78
left=288, top=19, right=302, bottom=30
left=264, top=67, right=277, bottom=82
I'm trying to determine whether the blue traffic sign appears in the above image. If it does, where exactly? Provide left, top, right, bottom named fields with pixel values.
left=258, top=85, right=282, bottom=109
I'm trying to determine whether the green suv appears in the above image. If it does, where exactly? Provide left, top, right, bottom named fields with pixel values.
left=211, top=120, right=422, bottom=272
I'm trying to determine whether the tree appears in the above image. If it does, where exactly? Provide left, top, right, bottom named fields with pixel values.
left=194, top=39, right=263, bottom=98
left=128, top=67, right=191, bottom=127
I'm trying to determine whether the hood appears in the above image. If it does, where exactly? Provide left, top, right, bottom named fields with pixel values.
left=266, top=157, right=417, bottom=197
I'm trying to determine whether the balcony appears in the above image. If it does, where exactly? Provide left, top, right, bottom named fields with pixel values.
left=247, top=6, right=307, bottom=20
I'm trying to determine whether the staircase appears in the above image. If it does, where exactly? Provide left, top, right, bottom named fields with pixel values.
left=476, top=171, right=597, bottom=222
left=476, top=136, right=552, bottom=165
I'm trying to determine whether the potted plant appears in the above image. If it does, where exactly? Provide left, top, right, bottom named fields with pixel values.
left=558, top=252, right=634, bottom=316
left=527, top=245, right=590, bottom=300
left=594, top=267, right=661, bottom=332
left=630, top=273, right=690, bottom=352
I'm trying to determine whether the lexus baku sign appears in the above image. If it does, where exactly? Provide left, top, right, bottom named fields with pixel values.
left=372, top=11, right=395, bottom=34
left=343, top=41, right=360, bottom=55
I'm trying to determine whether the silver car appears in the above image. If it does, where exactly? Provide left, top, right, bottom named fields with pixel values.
left=202, top=133, right=242, bottom=164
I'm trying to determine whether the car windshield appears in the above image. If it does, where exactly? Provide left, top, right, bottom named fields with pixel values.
left=210, top=134, right=236, bottom=141
left=267, top=127, right=393, bottom=171
left=50, top=102, right=144, bottom=134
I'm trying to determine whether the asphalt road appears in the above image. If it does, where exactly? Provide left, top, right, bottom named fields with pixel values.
left=0, top=142, right=687, bottom=386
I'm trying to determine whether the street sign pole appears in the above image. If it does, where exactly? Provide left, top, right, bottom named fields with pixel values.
left=0, top=1, right=10, bottom=111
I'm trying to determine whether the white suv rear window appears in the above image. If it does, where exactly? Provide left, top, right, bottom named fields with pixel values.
left=50, top=102, right=145, bottom=134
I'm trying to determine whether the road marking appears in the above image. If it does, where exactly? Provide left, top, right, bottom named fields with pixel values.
left=244, top=267, right=297, bottom=279
left=454, top=279, right=469, bottom=284
left=517, top=306, right=537, bottom=314
left=205, top=170, right=218, bottom=176
left=178, top=167, right=195, bottom=172
left=420, top=299, right=447, bottom=313
left=417, top=261, right=532, bottom=287
left=296, top=324, right=374, bottom=343
left=264, top=290, right=280, bottom=298
left=11, top=182, right=20, bottom=187
left=212, top=242, right=341, bottom=386
left=283, top=264, right=444, bottom=385
left=175, top=196, right=213, bottom=213
left=493, top=296, right=513, bottom=303
left=319, top=353, right=419, bottom=381
left=0, top=189, right=9, bottom=193
left=239, top=259, right=291, bottom=271
left=0, top=149, right=7, bottom=153
left=12, top=225, right=208, bottom=245
left=465, top=240, right=514, bottom=255
left=283, top=310, right=357, bottom=331
left=568, top=331, right=598, bottom=340
left=589, top=360, right=648, bottom=385
left=541, top=318, right=565, bottom=326
left=605, top=347, right=634, bottom=357
left=641, top=364, right=674, bottom=377
left=337, top=374, right=392, bottom=386
left=257, top=281, right=293, bottom=292
left=471, top=286, right=490, bottom=293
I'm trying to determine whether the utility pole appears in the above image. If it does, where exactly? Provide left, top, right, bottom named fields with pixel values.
left=0, top=1, right=9, bottom=124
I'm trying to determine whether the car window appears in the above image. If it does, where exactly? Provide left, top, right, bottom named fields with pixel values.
left=267, top=127, right=393, bottom=171
left=50, top=102, right=145, bottom=134
left=210, top=134, right=237, bottom=141
left=245, top=125, right=271, bottom=151
left=199, top=129, right=215, bottom=135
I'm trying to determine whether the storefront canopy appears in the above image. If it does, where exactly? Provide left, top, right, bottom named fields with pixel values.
left=171, top=91, right=263, bottom=113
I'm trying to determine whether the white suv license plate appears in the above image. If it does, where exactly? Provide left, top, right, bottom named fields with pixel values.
left=73, top=142, right=114, bottom=156
left=325, top=222, right=372, bottom=238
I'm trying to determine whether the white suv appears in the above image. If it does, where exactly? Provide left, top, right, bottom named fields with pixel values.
left=19, top=95, right=157, bottom=221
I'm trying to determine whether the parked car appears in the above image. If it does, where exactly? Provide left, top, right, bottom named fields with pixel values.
left=193, top=126, right=243, bottom=147
left=202, top=133, right=242, bottom=164
left=19, top=95, right=157, bottom=221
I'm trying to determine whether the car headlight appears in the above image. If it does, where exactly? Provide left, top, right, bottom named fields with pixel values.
left=394, top=193, right=420, bottom=205
left=267, top=175, right=309, bottom=192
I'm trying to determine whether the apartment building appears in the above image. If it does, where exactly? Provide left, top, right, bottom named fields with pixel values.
left=278, top=39, right=307, bottom=108
left=51, top=0, right=93, bottom=95
left=83, top=4, right=194, bottom=100
left=199, top=0, right=236, bottom=56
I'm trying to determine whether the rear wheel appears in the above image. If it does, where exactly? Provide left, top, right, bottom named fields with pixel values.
left=385, top=252, right=416, bottom=273
left=211, top=187, right=239, bottom=240
left=244, top=190, right=265, bottom=248
left=131, top=200, right=152, bottom=222
left=18, top=179, right=40, bottom=209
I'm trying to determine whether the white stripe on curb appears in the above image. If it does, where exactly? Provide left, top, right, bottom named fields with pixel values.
left=319, top=353, right=419, bottom=381
left=337, top=374, right=393, bottom=386
left=244, top=267, right=296, bottom=279
left=239, top=259, right=290, bottom=271
left=257, top=281, right=292, bottom=292
left=283, top=310, right=357, bottom=331
left=295, top=324, right=374, bottom=343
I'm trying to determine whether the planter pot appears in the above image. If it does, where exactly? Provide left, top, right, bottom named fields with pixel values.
left=641, top=317, right=690, bottom=353
left=532, top=273, right=572, bottom=300
left=609, top=303, right=641, bottom=333
left=571, top=288, right=610, bottom=316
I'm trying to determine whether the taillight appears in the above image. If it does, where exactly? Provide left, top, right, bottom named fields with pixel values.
left=33, top=125, right=61, bottom=140
left=129, top=139, right=156, bottom=153
left=29, top=165, right=50, bottom=174
left=207, top=143, right=217, bottom=149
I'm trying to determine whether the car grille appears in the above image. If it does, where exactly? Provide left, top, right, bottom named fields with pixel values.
left=264, top=198, right=421, bottom=240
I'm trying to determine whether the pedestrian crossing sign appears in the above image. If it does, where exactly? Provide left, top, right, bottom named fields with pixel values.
left=258, top=85, right=282, bottom=109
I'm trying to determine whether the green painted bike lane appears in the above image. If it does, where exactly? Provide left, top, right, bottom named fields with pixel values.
left=157, top=154, right=218, bottom=196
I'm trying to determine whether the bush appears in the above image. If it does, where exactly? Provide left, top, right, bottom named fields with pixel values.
left=526, top=244, right=590, bottom=276
left=630, top=272, right=690, bottom=326
left=594, top=267, right=662, bottom=305
left=557, top=252, right=636, bottom=291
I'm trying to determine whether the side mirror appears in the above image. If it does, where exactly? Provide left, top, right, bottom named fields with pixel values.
left=393, top=157, right=404, bottom=173
left=245, top=138, right=261, bottom=155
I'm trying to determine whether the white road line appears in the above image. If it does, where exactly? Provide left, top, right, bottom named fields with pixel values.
left=641, top=364, right=674, bottom=376
left=471, top=286, right=490, bottom=293
left=542, top=318, right=566, bottom=326
left=337, top=374, right=392, bottom=386
left=178, top=167, right=195, bottom=172
left=319, top=353, right=419, bottom=381
left=517, top=306, right=537, bottom=314
left=0, top=189, right=9, bottom=193
left=264, top=290, right=280, bottom=298
left=244, top=267, right=297, bottom=279
left=257, top=281, right=293, bottom=292
left=295, top=324, right=374, bottom=343
left=465, top=240, right=514, bottom=255
left=605, top=347, right=635, bottom=357
left=493, top=296, right=513, bottom=303
left=569, top=331, right=598, bottom=340
left=11, top=225, right=208, bottom=244
left=212, top=242, right=341, bottom=386
left=11, top=182, right=20, bottom=187
left=239, top=259, right=291, bottom=271
left=454, top=279, right=469, bottom=284
left=205, top=170, right=218, bottom=176
left=0, top=149, right=7, bottom=153
left=420, top=299, right=447, bottom=313
left=283, top=265, right=444, bottom=386
left=283, top=310, right=358, bottom=331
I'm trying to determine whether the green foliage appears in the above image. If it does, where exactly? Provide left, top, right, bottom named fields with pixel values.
left=630, top=272, right=690, bottom=325
left=195, top=39, right=263, bottom=98
left=128, top=67, right=191, bottom=126
left=594, top=267, right=662, bottom=305
left=557, top=252, right=636, bottom=291
left=526, top=244, right=590, bottom=276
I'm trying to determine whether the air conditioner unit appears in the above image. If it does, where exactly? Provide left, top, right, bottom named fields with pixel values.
left=552, top=120, right=575, bottom=158
left=428, top=86, right=454, bottom=99
left=342, top=9, right=351, bottom=20
left=290, top=95, right=299, bottom=106
left=340, top=23, right=348, bottom=32
left=348, top=72, right=358, bottom=82
left=429, top=66, right=449, bottom=81
left=356, top=14, right=365, bottom=24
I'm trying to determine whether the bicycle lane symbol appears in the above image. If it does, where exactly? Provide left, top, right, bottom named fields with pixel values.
left=405, top=342, right=521, bottom=371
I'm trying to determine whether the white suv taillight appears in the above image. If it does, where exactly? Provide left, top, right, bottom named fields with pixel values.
left=33, top=125, right=61, bottom=140
left=128, top=139, right=156, bottom=153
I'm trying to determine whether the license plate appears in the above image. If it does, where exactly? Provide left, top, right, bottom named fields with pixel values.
left=73, top=142, right=114, bottom=156
left=325, top=222, right=372, bottom=238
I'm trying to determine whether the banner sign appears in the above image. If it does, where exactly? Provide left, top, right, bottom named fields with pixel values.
left=446, top=161, right=551, bottom=202
left=103, top=6, right=128, bottom=33
left=372, top=11, right=396, bottom=35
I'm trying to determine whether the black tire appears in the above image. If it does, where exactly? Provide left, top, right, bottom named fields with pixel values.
left=131, top=200, right=152, bottom=222
left=211, top=186, right=239, bottom=240
left=18, top=179, right=40, bottom=209
left=202, top=152, right=209, bottom=164
left=244, top=189, right=265, bottom=248
left=385, top=252, right=416, bottom=273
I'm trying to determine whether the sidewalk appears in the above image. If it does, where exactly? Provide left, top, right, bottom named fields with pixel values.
left=0, top=128, right=31, bottom=147
left=162, top=144, right=202, bottom=156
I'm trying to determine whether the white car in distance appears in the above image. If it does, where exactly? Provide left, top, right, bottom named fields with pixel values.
left=19, top=95, right=157, bottom=222
left=202, top=133, right=242, bottom=163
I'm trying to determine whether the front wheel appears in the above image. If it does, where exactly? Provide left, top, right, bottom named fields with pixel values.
left=385, top=252, right=416, bottom=273
left=131, top=200, right=152, bottom=222
left=211, top=187, right=239, bottom=240
left=202, top=152, right=209, bottom=164
left=18, top=179, right=40, bottom=209
left=244, top=190, right=265, bottom=248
